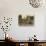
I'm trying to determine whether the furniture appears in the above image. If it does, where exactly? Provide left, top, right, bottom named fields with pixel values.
left=0, top=39, right=46, bottom=46
left=0, top=40, right=6, bottom=46
left=5, top=39, right=46, bottom=46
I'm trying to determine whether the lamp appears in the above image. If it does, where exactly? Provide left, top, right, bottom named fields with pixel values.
left=29, top=0, right=44, bottom=8
left=1, top=17, right=12, bottom=40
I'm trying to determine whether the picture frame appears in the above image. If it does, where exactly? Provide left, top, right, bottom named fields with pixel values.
left=18, top=14, right=34, bottom=26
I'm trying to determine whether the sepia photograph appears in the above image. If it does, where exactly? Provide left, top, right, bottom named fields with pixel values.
left=18, top=14, right=34, bottom=26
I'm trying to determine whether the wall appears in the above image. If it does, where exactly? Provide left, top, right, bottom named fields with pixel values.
left=0, top=0, right=46, bottom=40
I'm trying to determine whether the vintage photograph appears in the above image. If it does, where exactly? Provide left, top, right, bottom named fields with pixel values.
left=18, top=14, right=34, bottom=26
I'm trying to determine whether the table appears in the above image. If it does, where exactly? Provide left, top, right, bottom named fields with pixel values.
left=5, top=39, right=46, bottom=46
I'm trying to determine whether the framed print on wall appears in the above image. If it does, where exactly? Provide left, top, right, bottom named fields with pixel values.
left=18, top=14, right=34, bottom=26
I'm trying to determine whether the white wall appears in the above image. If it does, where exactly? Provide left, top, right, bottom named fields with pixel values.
left=0, top=0, right=46, bottom=40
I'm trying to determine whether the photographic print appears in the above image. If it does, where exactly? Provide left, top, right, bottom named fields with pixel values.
left=18, top=14, right=34, bottom=26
